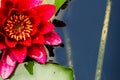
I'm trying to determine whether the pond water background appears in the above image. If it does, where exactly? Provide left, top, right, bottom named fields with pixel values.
left=55, top=0, right=120, bottom=80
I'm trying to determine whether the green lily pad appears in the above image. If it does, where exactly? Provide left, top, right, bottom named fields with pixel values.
left=55, top=0, right=67, bottom=12
left=42, top=0, right=67, bottom=12
left=0, top=61, right=74, bottom=80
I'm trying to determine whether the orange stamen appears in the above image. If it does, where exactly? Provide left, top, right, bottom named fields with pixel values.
left=4, top=14, right=32, bottom=41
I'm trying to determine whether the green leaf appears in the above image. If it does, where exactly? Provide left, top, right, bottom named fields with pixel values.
left=55, top=0, right=67, bottom=12
left=42, top=0, right=67, bottom=13
left=0, top=61, right=74, bottom=80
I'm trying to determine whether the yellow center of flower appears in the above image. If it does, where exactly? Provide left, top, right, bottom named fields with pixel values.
left=4, top=14, right=32, bottom=41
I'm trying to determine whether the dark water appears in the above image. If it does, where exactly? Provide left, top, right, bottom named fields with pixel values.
left=55, top=0, right=120, bottom=80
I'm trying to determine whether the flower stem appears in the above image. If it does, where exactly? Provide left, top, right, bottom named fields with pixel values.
left=95, top=0, right=112, bottom=80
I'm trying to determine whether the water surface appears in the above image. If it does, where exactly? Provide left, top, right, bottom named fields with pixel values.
left=55, top=0, right=120, bottom=80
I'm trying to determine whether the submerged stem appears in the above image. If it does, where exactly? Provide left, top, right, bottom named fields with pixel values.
left=95, top=0, right=112, bottom=80
left=63, top=27, right=73, bottom=68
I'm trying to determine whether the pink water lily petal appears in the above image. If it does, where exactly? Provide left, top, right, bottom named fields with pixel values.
left=17, top=0, right=42, bottom=11
left=1, top=0, right=17, bottom=8
left=38, top=21, right=54, bottom=34
left=22, top=9, right=37, bottom=16
left=30, top=16, right=40, bottom=36
left=10, top=45, right=27, bottom=63
left=0, top=42, right=6, bottom=49
left=30, top=16, right=40, bottom=27
left=34, top=4, right=56, bottom=20
left=0, top=8, right=7, bottom=20
left=32, top=33, right=45, bottom=44
left=30, top=25, right=38, bottom=36
left=29, top=0, right=43, bottom=9
left=44, top=31, right=62, bottom=45
left=0, top=34, right=6, bottom=49
left=28, top=45, right=46, bottom=64
left=5, top=37, right=17, bottom=48
left=0, top=50, right=17, bottom=79
left=17, top=0, right=31, bottom=10
left=19, top=37, right=31, bottom=46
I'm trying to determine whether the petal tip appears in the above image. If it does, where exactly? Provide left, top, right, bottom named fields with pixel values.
left=28, top=45, right=47, bottom=64
left=44, top=31, right=62, bottom=45
left=0, top=54, right=17, bottom=79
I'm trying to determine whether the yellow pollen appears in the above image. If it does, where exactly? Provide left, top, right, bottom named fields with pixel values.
left=9, top=32, right=13, bottom=35
left=7, top=20, right=12, bottom=23
left=26, top=20, right=30, bottom=24
left=11, top=24, right=13, bottom=27
left=5, top=29, right=9, bottom=31
left=16, top=36, right=19, bottom=41
left=20, top=34, right=22, bottom=40
left=23, top=35, right=26, bottom=40
left=26, top=33, right=30, bottom=37
left=15, top=19, right=18, bottom=22
left=15, top=16, right=18, bottom=20
left=24, top=18, right=29, bottom=22
left=4, top=14, right=32, bottom=41
left=25, top=26, right=31, bottom=29
left=26, top=25, right=32, bottom=28
left=10, top=16, right=13, bottom=20
left=9, top=30, right=13, bottom=33
left=13, top=15, right=16, bottom=18
left=21, top=15, right=24, bottom=20
left=11, top=35, right=14, bottom=38
left=7, top=24, right=10, bottom=26
left=25, top=30, right=31, bottom=33
left=14, top=35, right=16, bottom=39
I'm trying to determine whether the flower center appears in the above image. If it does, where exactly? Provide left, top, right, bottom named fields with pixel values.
left=4, top=14, right=32, bottom=41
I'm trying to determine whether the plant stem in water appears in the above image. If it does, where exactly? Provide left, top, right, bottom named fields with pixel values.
left=95, top=0, right=112, bottom=80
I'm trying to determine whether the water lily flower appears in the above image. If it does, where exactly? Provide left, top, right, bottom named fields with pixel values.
left=0, top=0, right=61, bottom=79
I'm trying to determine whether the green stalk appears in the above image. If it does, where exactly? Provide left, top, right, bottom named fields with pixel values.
left=95, top=0, right=112, bottom=80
